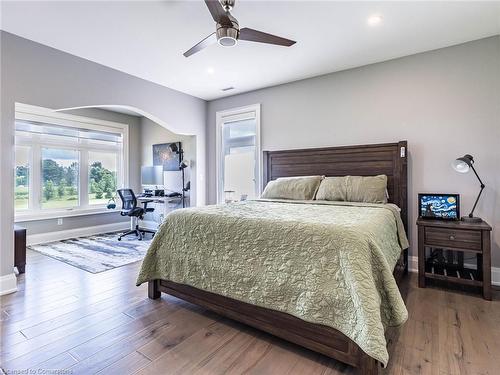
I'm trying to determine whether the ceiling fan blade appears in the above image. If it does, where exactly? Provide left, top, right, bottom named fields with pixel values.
left=183, top=32, right=217, bottom=57
left=204, top=0, right=232, bottom=25
left=239, top=28, right=296, bottom=47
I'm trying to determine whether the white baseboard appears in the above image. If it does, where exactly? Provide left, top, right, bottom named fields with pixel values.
left=492, top=268, right=500, bottom=287
left=0, top=273, right=18, bottom=296
left=408, top=255, right=500, bottom=286
left=27, top=222, right=129, bottom=246
left=408, top=255, right=418, bottom=273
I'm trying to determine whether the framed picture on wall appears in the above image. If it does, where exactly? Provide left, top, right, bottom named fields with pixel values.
left=418, top=193, right=460, bottom=220
left=153, top=142, right=181, bottom=171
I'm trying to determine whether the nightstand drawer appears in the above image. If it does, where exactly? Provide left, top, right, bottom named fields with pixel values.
left=425, top=227, right=481, bottom=251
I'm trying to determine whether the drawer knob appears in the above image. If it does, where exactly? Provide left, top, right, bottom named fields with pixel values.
left=449, top=235, right=456, bottom=240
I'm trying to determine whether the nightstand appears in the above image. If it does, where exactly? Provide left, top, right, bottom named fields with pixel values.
left=417, top=218, right=492, bottom=300
left=14, top=225, right=26, bottom=274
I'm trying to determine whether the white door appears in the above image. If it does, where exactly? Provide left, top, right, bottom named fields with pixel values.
left=216, top=105, right=261, bottom=203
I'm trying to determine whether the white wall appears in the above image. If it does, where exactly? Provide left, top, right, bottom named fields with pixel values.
left=207, top=36, right=500, bottom=266
left=140, top=117, right=195, bottom=200
left=0, top=32, right=206, bottom=281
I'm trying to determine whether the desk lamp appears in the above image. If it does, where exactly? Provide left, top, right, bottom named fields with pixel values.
left=452, top=154, right=484, bottom=222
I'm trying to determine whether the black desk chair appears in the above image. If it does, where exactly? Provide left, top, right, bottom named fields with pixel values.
left=117, top=188, right=156, bottom=241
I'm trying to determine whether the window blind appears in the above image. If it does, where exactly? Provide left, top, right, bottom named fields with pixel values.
left=15, top=120, right=123, bottom=144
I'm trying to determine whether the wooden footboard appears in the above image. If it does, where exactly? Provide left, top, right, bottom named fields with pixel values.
left=147, top=248, right=407, bottom=375
left=149, top=279, right=381, bottom=375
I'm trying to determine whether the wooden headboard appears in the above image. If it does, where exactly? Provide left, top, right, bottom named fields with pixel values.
left=263, top=141, right=408, bottom=231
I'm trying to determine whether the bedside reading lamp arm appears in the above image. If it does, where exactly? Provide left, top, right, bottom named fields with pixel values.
left=469, top=164, right=485, bottom=218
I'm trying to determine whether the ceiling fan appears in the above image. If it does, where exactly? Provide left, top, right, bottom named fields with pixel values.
left=183, top=0, right=296, bottom=57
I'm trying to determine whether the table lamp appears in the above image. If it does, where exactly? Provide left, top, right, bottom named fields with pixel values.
left=451, top=154, right=484, bottom=222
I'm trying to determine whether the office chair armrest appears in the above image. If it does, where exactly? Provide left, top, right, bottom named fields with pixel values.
left=140, top=200, right=154, bottom=210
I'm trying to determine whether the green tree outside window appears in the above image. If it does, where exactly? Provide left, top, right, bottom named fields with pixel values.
left=57, top=178, right=66, bottom=198
left=44, top=180, right=55, bottom=201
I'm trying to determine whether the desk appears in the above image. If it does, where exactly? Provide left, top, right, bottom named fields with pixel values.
left=138, top=196, right=186, bottom=227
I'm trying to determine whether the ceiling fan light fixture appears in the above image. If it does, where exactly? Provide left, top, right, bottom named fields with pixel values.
left=218, top=36, right=237, bottom=47
left=183, top=1, right=296, bottom=57
left=216, top=26, right=238, bottom=47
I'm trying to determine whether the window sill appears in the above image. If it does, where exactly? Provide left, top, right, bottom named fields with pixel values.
left=15, top=207, right=119, bottom=223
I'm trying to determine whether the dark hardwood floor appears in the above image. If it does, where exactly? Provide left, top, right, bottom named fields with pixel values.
left=1, top=250, right=499, bottom=375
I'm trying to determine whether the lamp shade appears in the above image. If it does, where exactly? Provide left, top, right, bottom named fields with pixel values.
left=452, top=154, right=474, bottom=174
left=168, top=143, right=179, bottom=153
left=179, top=160, right=189, bottom=169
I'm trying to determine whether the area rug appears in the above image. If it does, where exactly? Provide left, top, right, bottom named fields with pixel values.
left=29, top=232, right=153, bottom=273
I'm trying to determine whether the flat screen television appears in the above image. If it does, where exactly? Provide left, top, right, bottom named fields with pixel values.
left=418, top=193, right=460, bottom=220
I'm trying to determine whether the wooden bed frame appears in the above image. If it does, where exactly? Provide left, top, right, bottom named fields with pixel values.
left=148, top=141, right=409, bottom=374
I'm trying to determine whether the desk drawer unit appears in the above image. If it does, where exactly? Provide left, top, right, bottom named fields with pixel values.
left=424, top=227, right=481, bottom=251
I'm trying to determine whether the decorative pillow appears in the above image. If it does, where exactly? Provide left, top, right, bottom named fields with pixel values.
left=315, top=176, right=348, bottom=201
left=261, top=176, right=323, bottom=200
left=346, top=175, right=388, bottom=204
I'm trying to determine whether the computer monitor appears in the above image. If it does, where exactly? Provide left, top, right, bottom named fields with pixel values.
left=141, top=166, right=163, bottom=186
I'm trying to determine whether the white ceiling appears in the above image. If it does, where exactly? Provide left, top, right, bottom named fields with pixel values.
left=1, top=1, right=499, bottom=100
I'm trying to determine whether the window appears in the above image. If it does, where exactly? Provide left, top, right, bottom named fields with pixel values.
left=14, top=104, right=128, bottom=220
left=41, top=148, right=79, bottom=209
left=216, top=104, right=261, bottom=203
left=15, top=146, right=30, bottom=210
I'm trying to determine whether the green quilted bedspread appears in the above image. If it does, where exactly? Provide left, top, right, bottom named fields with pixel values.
left=136, top=199, right=409, bottom=366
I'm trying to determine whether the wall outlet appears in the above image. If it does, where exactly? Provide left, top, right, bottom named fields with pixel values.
left=57, top=218, right=63, bottom=225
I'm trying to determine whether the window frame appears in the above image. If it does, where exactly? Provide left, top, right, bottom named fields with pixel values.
left=14, top=103, right=129, bottom=222
left=215, top=104, right=261, bottom=204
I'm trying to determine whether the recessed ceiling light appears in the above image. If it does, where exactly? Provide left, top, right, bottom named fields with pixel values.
left=367, top=14, right=383, bottom=26
left=206, top=67, right=215, bottom=75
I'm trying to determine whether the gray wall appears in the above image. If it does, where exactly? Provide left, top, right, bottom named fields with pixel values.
left=207, top=36, right=500, bottom=266
left=140, top=117, right=196, bottom=204
left=16, top=108, right=142, bottom=235
left=0, top=31, right=206, bottom=277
